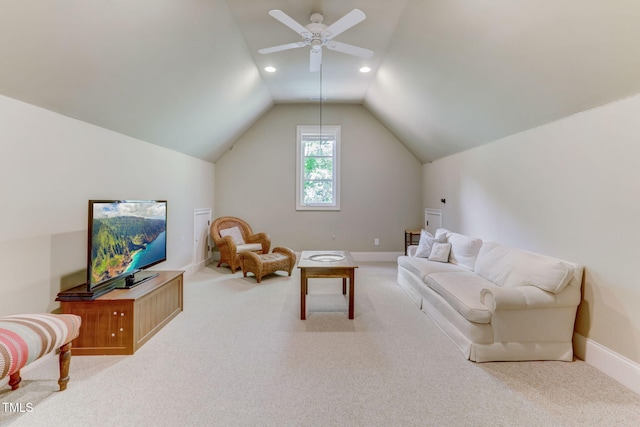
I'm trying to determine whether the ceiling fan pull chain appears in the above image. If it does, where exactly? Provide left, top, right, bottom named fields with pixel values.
left=319, top=64, right=323, bottom=135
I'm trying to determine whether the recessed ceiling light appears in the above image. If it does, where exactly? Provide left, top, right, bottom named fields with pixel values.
left=264, top=66, right=276, bottom=73
left=359, top=66, right=371, bottom=73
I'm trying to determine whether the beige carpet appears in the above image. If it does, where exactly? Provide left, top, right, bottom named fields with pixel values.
left=2, top=262, right=640, bottom=426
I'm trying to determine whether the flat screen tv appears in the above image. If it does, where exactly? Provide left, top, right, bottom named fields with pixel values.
left=87, top=200, right=167, bottom=292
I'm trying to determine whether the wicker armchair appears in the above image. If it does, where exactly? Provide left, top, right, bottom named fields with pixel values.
left=210, top=216, right=271, bottom=273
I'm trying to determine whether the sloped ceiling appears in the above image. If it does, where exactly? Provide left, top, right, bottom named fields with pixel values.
left=1, top=1, right=640, bottom=164
left=0, top=0, right=273, bottom=162
left=365, top=1, right=640, bottom=162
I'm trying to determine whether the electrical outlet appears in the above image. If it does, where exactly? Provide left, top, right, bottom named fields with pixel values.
left=374, top=238, right=380, bottom=246
left=331, top=234, right=336, bottom=240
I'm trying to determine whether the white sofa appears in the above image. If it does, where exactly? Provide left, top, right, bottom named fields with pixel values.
left=397, top=229, right=583, bottom=362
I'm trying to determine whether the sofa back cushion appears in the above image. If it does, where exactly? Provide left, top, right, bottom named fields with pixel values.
left=436, top=228, right=483, bottom=271
left=475, top=242, right=575, bottom=293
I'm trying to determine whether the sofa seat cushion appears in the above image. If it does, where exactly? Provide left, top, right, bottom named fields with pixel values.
left=397, top=256, right=468, bottom=281
left=425, top=272, right=495, bottom=324
left=475, top=242, right=575, bottom=294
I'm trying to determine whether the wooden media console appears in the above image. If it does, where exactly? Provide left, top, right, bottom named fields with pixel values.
left=57, top=271, right=183, bottom=355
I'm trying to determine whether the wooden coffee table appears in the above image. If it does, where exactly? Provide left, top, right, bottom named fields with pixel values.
left=297, top=250, right=358, bottom=319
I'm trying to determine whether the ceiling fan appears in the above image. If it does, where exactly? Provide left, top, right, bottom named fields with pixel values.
left=258, top=9, right=374, bottom=72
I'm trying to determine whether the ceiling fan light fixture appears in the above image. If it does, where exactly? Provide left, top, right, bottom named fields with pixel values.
left=264, top=66, right=276, bottom=72
left=259, top=9, right=373, bottom=72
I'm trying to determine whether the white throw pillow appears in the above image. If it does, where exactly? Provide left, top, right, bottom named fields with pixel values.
left=428, top=242, right=451, bottom=262
left=415, top=230, right=447, bottom=258
left=219, top=226, right=245, bottom=245
left=435, top=228, right=450, bottom=238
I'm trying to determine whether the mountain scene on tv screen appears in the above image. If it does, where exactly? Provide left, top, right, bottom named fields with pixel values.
left=91, top=216, right=166, bottom=284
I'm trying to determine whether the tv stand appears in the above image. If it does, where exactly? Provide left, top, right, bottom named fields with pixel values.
left=57, top=271, right=183, bottom=355
left=122, top=271, right=159, bottom=288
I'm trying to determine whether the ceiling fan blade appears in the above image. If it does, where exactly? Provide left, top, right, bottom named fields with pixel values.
left=269, top=10, right=311, bottom=37
left=326, top=41, right=373, bottom=59
left=310, top=48, right=322, bottom=72
left=259, top=42, right=306, bottom=55
left=324, top=9, right=366, bottom=39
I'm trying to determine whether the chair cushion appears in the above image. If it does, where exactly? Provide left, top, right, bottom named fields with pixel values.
left=220, top=226, right=245, bottom=245
left=236, top=243, right=262, bottom=253
left=0, top=314, right=81, bottom=379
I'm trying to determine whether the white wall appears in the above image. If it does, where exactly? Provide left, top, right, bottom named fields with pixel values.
left=215, top=104, right=422, bottom=253
left=0, top=95, right=215, bottom=315
left=422, top=93, right=640, bottom=367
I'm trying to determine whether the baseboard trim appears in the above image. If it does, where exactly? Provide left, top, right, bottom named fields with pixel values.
left=180, top=256, right=214, bottom=277
left=574, top=332, right=640, bottom=396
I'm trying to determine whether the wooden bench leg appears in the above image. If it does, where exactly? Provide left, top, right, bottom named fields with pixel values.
left=9, top=371, right=21, bottom=390
left=58, top=342, right=72, bottom=391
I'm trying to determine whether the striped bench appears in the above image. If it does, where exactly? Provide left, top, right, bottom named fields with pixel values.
left=0, top=313, right=81, bottom=391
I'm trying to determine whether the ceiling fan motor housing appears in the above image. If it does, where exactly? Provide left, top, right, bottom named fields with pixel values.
left=306, top=21, right=328, bottom=46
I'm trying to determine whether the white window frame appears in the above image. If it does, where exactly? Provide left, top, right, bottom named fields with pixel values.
left=296, top=125, right=341, bottom=211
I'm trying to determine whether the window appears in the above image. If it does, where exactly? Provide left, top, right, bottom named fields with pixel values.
left=296, top=125, right=340, bottom=210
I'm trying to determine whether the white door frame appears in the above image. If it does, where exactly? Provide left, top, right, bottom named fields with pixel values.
left=425, top=208, right=443, bottom=235
left=193, top=208, right=212, bottom=272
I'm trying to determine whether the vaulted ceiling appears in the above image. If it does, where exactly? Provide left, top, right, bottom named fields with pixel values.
left=2, top=1, right=640, bottom=164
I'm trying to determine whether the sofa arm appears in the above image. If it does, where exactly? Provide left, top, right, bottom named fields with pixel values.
left=480, top=285, right=580, bottom=312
